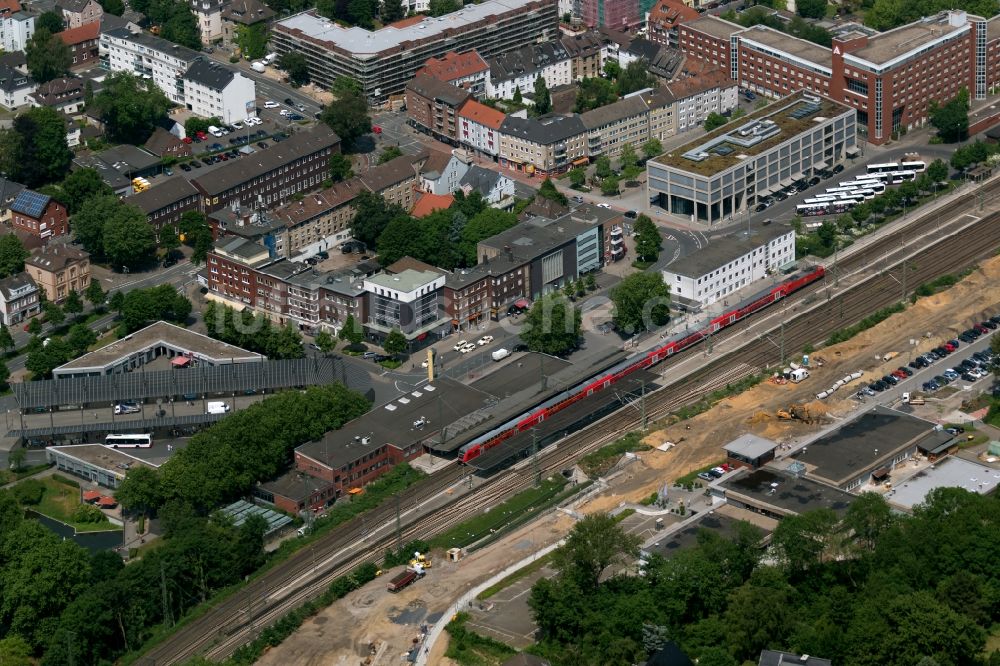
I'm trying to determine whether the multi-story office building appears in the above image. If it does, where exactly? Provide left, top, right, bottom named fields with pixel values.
left=647, top=91, right=856, bottom=224
left=100, top=28, right=200, bottom=106
left=182, top=58, right=256, bottom=123
left=363, top=268, right=450, bottom=341
left=662, top=226, right=794, bottom=309
left=677, top=9, right=1000, bottom=144
left=485, top=41, right=573, bottom=99
left=271, top=0, right=558, bottom=104
left=191, top=125, right=340, bottom=213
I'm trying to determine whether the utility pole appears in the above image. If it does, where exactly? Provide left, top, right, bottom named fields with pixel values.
left=531, top=428, right=540, bottom=488
left=394, top=492, right=402, bottom=552
left=779, top=302, right=786, bottom=367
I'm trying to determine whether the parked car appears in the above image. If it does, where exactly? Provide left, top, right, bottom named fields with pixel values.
left=808, top=176, right=821, bottom=186
left=264, top=100, right=279, bottom=108
left=624, top=210, right=637, bottom=219
left=832, top=164, right=845, bottom=174
left=257, top=141, right=268, bottom=149
left=477, top=335, right=494, bottom=346
left=180, top=162, right=191, bottom=172
left=897, top=366, right=913, bottom=377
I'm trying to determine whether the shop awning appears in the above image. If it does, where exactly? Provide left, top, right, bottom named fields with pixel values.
left=82, top=490, right=101, bottom=502
left=348, top=487, right=363, bottom=495
left=779, top=179, right=793, bottom=188
left=846, top=147, right=861, bottom=157
left=791, top=172, right=805, bottom=182
left=171, top=356, right=191, bottom=367
left=515, top=298, right=530, bottom=308
left=813, top=161, right=829, bottom=170
left=572, top=157, right=589, bottom=166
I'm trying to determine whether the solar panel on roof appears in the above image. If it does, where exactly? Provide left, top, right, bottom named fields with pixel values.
left=11, top=190, right=50, bottom=218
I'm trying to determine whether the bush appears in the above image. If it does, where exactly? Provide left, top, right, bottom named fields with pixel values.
left=825, top=302, right=906, bottom=346
left=12, top=478, right=44, bottom=505
left=383, top=540, right=430, bottom=568
left=71, top=503, right=106, bottom=523
left=51, top=473, right=80, bottom=487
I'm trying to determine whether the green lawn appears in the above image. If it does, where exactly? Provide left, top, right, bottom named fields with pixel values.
left=477, top=552, right=554, bottom=601
left=32, top=476, right=113, bottom=532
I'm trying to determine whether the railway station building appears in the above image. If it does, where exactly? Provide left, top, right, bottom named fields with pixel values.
left=647, top=91, right=856, bottom=225
left=661, top=225, right=794, bottom=309
left=46, top=444, right=158, bottom=489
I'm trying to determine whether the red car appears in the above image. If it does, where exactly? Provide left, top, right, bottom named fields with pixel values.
left=196, top=131, right=208, bottom=141
left=181, top=136, right=193, bottom=144
left=372, top=125, right=382, bottom=135
left=892, top=369, right=907, bottom=379
left=974, top=323, right=989, bottom=334
left=943, top=342, right=956, bottom=352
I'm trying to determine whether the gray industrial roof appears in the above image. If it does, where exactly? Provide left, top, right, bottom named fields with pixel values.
left=719, top=468, right=856, bottom=516
left=15, top=356, right=369, bottom=409
left=221, top=499, right=292, bottom=534
left=129, top=176, right=199, bottom=214
left=723, top=433, right=777, bottom=460
left=488, top=41, right=570, bottom=83
left=480, top=216, right=593, bottom=261
left=886, top=456, right=1000, bottom=511
left=663, top=226, right=792, bottom=279
left=275, top=0, right=543, bottom=56
left=405, top=74, right=470, bottom=107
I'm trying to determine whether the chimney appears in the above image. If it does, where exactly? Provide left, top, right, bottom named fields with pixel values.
left=240, top=213, right=250, bottom=227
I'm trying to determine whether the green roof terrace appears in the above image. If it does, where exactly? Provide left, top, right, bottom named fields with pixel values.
left=653, top=92, right=850, bottom=177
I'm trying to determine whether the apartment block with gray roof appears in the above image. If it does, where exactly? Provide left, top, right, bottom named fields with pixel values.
left=0, top=271, right=40, bottom=326
left=182, top=59, right=256, bottom=123
left=271, top=0, right=558, bottom=104
left=485, top=40, right=573, bottom=100
left=99, top=28, right=200, bottom=105
left=498, top=113, right=588, bottom=175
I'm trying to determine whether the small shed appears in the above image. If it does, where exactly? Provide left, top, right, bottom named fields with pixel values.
left=723, top=434, right=778, bottom=470
left=97, top=496, right=118, bottom=509
left=82, top=490, right=101, bottom=503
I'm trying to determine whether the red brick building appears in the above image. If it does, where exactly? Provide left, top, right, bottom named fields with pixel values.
left=405, top=74, right=471, bottom=144
left=647, top=0, right=700, bottom=47
left=677, top=10, right=1000, bottom=144
left=9, top=190, right=68, bottom=242
left=206, top=237, right=267, bottom=307
left=58, top=21, right=100, bottom=68
left=416, top=50, right=490, bottom=97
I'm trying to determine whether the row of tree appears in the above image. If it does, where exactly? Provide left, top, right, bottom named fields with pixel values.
left=572, top=61, right=656, bottom=114
left=202, top=300, right=306, bottom=359
left=529, top=489, right=1000, bottom=665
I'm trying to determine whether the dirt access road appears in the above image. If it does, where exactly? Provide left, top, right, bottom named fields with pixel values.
left=257, top=254, right=1000, bottom=663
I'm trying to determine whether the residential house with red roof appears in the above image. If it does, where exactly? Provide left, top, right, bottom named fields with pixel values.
left=416, top=50, right=490, bottom=97
left=457, top=98, right=505, bottom=158
left=646, top=0, right=699, bottom=47
left=58, top=21, right=100, bottom=68
left=410, top=192, right=454, bottom=218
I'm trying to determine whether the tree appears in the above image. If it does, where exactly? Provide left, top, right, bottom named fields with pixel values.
left=380, top=0, right=404, bottom=22
left=574, top=76, right=617, bottom=112
left=159, top=226, right=181, bottom=259
left=796, top=0, right=826, bottom=18
left=770, top=508, right=841, bottom=576
left=235, top=23, right=269, bottom=60
left=611, top=272, right=670, bottom=334
left=92, top=72, right=172, bottom=144
left=520, top=294, right=581, bottom=356
left=0, top=106, right=73, bottom=188
left=633, top=215, right=661, bottom=263
left=43, top=301, right=64, bottom=327
left=350, top=190, right=406, bottom=250
left=108, top=291, right=125, bottom=314
left=0, top=360, right=11, bottom=390
left=331, top=76, right=364, bottom=99
left=927, top=158, right=948, bottom=186
left=619, top=143, right=638, bottom=170
left=615, top=60, right=654, bottom=96
left=704, top=112, right=728, bottom=131
left=85, top=279, right=105, bottom=308
left=26, top=318, right=42, bottom=336
left=99, top=0, right=125, bottom=14
left=61, top=168, right=113, bottom=214
left=0, top=324, right=13, bottom=354
left=603, top=60, right=621, bottom=79
left=585, top=273, right=597, bottom=291
left=842, top=491, right=893, bottom=552
left=36, top=10, right=64, bottom=33
left=459, top=208, right=518, bottom=265
left=314, top=328, right=335, bottom=353
left=179, top=210, right=213, bottom=264
left=929, top=87, right=969, bottom=143
left=338, top=313, right=363, bottom=346
left=595, top=155, right=613, bottom=179
left=538, top=177, right=568, bottom=205
left=383, top=329, right=407, bottom=357
left=533, top=75, right=551, bottom=115
left=25, top=28, right=71, bottom=84
left=347, top=0, right=375, bottom=28
left=66, top=323, right=97, bottom=355
left=512, top=87, right=523, bottom=105
left=0, top=234, right=28, bottom=278
left=279, top=51, right=310, bottom=86
left=72, top=196, right=117, bottom=255
left=552, top=513, right=640, bottom=591
left=158, top=3, right=201, bottom=49
left=321, top=92, right=371, bottom=150
left=600, top=175, right=620, bottom=196
left=568, top=167, right=587, bottom=187
left=642, top=138, right=663, bottom=161
left=428, top=0, right=459, bottom=15
left=328, top=153, right=354, bottom=183
left=25, top=335, right=71, bottom=378
left=377, top=146, right=403, bottom=164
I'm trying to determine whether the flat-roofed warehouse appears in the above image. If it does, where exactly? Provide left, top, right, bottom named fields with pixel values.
left=647, top=91, right=857, bottom=225
left=46, top=444, right=158, bottom=489
left=270, top=0, right=558, bottom=104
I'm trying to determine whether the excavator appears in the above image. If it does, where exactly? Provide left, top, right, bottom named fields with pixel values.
left=776, top=404, right=821, bottom=424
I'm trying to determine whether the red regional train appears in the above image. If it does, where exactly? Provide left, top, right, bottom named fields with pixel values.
left=458, top=265, right=826, bottom=464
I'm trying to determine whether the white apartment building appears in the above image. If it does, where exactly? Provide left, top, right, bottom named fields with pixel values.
left=421, top=149, right=474, bottom=195
left=100, top=28, right=199, bottom=105
left=457, top=99, right=505, bottom=157
left=670, top=73, right=739, bottom=133
left=182, top=58, right=255, bottom=123
left=1, top=11, right=32, bottom=52
left=662, top=227, right=795, bottom=309
left=486, top=41, right=573, bottom=100
left=190, top=0, right=222, bottom=43
left=0, top=65, right=35, bottom=110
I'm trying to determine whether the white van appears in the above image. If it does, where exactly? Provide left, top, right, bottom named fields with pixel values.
left=492, top=348, right=511, bottom=362
left=208, top=125, right=224, bottom=137
left=206, top=401, right=231, bottom=415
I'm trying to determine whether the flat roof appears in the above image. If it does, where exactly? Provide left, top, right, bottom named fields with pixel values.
left=56, top=321, right=262, bottom=372
left=366, top=268, right=440, bottom=292
left=296, top=377, right=494, bottom=469
left=848, top=11, right=969, bottom=67
left=655, top=91, right=849, bottom=177
left=683, top=14, right=741, bottom=40
left=664, top=226, right=791, bottom=279
left=723, top=433, right=778, bottom=460
left=643, top=511, right=752, bottom=559
left=887, top=456, right=999, bottom=511
left=739, top=24, right=831, bottom=70
left=16, top=357, right=369, bottom=409
left=720, top=467, right=856, bottom=516
left=792, top=406, right=952, bottom=486
left=47, top=443, right=158, bottom=472
left=259, top=469, right=332, bottom=502
left=479, top=217, right=592, bottom=261
left=276, top=0, right=541, bottom=57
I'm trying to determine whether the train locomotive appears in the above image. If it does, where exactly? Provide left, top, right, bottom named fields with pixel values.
left=458, top=265, right=826, bottom=464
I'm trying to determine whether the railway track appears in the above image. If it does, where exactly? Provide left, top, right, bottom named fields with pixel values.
left=142, top=185, right=1000, bottom=665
